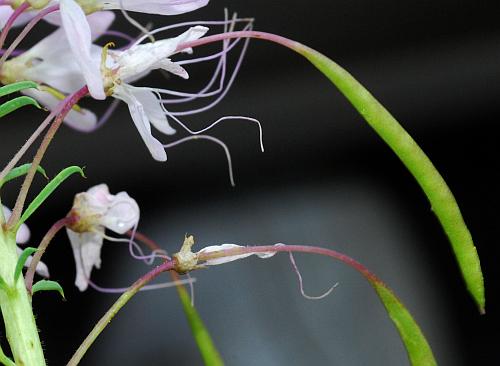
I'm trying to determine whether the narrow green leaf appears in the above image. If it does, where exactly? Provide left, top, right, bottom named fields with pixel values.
left=292, top=43, right=484, bottom=312
left=0, top=275, right=9, bottom=293
left=176, top=283, right=224, bottom=366
left=14, top=247, right=37, bottom=282
left=0, top=96, right=41, bottom=118
left=0, top=80, right=38, bottom=98
left=0, top=344, right=16, bottom=366
left=16, top=166, right=85, bottom=229
left=367, top=280, right=436, bottom=366
left=0, top=163, right=48, bottom=189
left=32, top=280, right=65, bottom=299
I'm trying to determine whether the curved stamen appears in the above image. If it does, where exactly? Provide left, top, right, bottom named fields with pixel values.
left=164, top=134, right=235, bottom=187
left=288, top=252, right=338, bottom=300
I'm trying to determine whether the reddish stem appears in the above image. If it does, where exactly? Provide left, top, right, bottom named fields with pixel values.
left=7, top=86, right=89, bottom=229
left=197, top=244, right=381, bottom=285
left=24, top=216, right=76, bottom=293
left=67, top=259, right=176, bottom=366
left=177, top=30, right=302, bottom=54
left=0, top=2, right=30, bottom=51
left=0, top=4, right=60, bottom=66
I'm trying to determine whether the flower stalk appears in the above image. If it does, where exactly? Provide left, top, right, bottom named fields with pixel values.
left=67, top=258, right=176, bottom=366
left=6, top=85, right=89, bottom=229
left=179, top=31, right=485, bottom=312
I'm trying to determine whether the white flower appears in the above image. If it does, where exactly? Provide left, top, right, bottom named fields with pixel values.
left=2, top=205, right=50, bottom=278
left=197, top=244, right=278, bottom=266
left=66, top=184, right=139, bottom=291
left=105, top=26, right=208, bottom=161
left=53, top=0, right=208, bottom=99
left=0, top=11, right=114, bottom=131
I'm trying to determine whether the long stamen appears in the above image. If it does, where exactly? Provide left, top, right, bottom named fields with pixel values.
left=169, top=30, right=251, bottom=116
left=164, top=134, right=235, bottom=187
left=132, top=18, right=254, bottom=47
left=160, top=111, right=264, bottom=153
left=87, top=277, right=195, bottom=294
left=288, top=252, right=338, bottom=300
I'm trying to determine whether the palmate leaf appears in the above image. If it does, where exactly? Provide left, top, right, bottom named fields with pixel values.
left=15, top=166, right=85, bottom=230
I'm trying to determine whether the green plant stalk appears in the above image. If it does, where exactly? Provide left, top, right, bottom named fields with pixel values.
left=0, top=230, right=45, bottom=366
left=173, top=272, right=224, bottom=366
left=180, top=32, right=484, bottom=312
left=292, top=45, right=484, bottom=312
left=67, top=260, right=176, bottom=366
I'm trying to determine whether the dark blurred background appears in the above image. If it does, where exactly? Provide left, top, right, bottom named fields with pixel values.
left=1, top=1, right=498, bottom=365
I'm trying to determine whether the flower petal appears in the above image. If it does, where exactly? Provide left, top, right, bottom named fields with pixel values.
left=45, top=10, right=115, bottom=41
left=128, top=86, right=176, bottom=135
left=60, top=0, right=105, bottom=100
left=113, top=84, right=167, bottom=161
left=101, top=0, right=209, bottom=15
left=117, top=26, right=208, bottom=81
left=23, top=89, right=97, bottom=132
left=198, top=244, right=277, bottom=266
left=67, top=228, right=104, bottom=291
left=100, top=191, right=140, bottom=234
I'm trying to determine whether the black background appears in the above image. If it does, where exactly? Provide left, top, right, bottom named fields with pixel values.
left=0, top=1, right=498, bottom=365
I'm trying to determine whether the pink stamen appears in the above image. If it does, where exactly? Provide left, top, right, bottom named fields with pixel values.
left=169, top=32, right=250, bottom=116
left=0, top=4, right=60, bottom=66
left=132, top=18, right=254, bottom=47
left=102, top=30, right=136, bottom=44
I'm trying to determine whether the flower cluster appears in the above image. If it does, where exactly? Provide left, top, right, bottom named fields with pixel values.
left=0, top=0, right=257, bottom=290
left=1, top=0, right=255, bottom=163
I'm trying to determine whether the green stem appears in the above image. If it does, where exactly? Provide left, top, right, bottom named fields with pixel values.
left=67, top=260, right=176, bottom=366
left=180, top=32, right=485, bottom=312
left=293, top=44, right=485, bottom=313
left=24, top=216, right=74, bottom=293
left=0, top=230, right=46, bottom=366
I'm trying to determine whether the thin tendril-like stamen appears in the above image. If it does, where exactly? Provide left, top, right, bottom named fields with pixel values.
left=168, top=30, right=251, bottom=117
left=288, top=252, right=338, bottom=300
left=102, top=30, right=136, bottom=43
left=164, top=134, right=235, bottom=187
left=87, top=277, right=196, bottom=294
left=159, top=111, right=264, bottom=153
left=118, top=0, right=154, bottom=42
left=132, top=18, right=254, bottom=47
